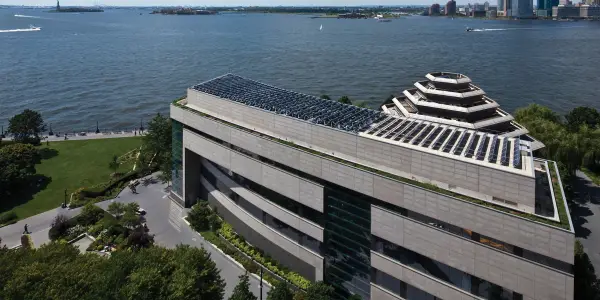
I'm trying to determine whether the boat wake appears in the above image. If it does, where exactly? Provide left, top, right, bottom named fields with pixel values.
left=472, top=28, right=507, bottom=32
left=14, top=14, right=41, bottom=19
left=0, top=27, right=41, bottom=33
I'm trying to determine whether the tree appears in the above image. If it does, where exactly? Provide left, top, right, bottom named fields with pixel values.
left=320, top=94, right=331, bottom=100
left=109, top=155, right=120, bottom=175
left=337, top=96, right=352, bottom=105
left=267, top=281, right=294, bottom=300
left=108, top=202, right=126, bottom=219
left=157, top=152, right=172, bottom=185
left=48, top=214, right=71, bottom=240
left=303, top=281, right=334, bottom=300
left=188, top=201, right=213, bottom=231
left=77, top=203, right=105, bottom=226
left=7, top=109, right=46, bottom=145
left=0, top=243, right=226, bottom=300
left=514, top=103, right=562, bottom=125
left=565, top=106, right=600, bottom=132
left=142, top=113, right=172, bottom=168
left=0, top=143, right=40, bottom=197
left=347, top=294, right=362, bottom=300
left=229, top=272, right=257, bottom=300
left=354, top=102, right=368, bottom=108
left=574, top=240, right=600, bottom=300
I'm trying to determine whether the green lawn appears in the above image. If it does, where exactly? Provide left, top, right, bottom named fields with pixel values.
left=581, top=167, right=600, bottom=186
left=2, top=137, right=142, bottom=220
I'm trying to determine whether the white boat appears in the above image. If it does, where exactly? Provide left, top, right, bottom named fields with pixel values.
left=29, top=24, right=41, bottom=31
left=374, top=14, right=391, bottom=22
left=319, top=24, right=322, bottom=31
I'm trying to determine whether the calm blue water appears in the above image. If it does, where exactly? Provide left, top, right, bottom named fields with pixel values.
left=1, top=8, right=599, bottom=132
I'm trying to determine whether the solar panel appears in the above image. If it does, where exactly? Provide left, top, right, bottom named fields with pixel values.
left=403, top=123, right=427, bottom=143
left=393, top=121, right=419, bottom=141
left=366, top=117, right=395, bottom=134
left=432, top=128, right=453, bottom=150
left=385, top=120, right=412, bottom=139
left=453, top=132, right=471, bottom=155
left=464, top=134, right=480, bottom=158
left=442, top=131, right=461, bottom=153
left=500, top=139, right=510, bottom=166
left=375, top=119, right=404, bottom=137
left=513, top=138, right=522, bottom=168
left=412, top=125, right=435, bottom=145
left=475, top=136, right=490, bottom=160
left=422, top=127, right=444, bottom=148
left=487, top=136, right=499, bottom=163
left=193, top=74, right=384, bottom=133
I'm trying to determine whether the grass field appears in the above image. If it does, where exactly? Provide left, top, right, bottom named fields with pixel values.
left=2, top=137, right=142, bottom=221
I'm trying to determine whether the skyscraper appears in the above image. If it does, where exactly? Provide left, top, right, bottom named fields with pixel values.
left=446, top=0, right=457, bottom=15
left=484, top=1, right=490, bottom=10
left=510, top=0, right=534, bottom=17
left=499, top=0, right=505, bottom=11
left=429, top=3, right=441, bottom=15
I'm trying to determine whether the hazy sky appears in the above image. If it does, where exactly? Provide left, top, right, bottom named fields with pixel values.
left=2, top=0, right=447, bottom=7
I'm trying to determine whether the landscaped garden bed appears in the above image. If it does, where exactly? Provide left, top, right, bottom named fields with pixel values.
left=187, top=201, right=311, bottom=290
left=49, top=202, right=153, bottom=252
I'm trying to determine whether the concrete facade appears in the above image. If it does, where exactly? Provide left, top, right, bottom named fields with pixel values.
left=200, top=175, right=324, bottom=281
left=202, top=158, right=324, bottom=242
left=172, top=74, right=574, bottom=300
left=371, top=206, right=574, bottom=300
left=184, top=89, right=537, bottom=212
left=172, top=104, right=573, bottom=265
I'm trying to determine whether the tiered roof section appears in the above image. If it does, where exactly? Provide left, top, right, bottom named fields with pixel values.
left=192, top=74, right=532, bottom=176
left=383, top=72, right=544, bottom=150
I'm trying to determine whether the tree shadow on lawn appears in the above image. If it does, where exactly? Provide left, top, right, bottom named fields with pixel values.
left=0, top=174, right=52, bottom=215
left=38, top=147, right=59, bottom=160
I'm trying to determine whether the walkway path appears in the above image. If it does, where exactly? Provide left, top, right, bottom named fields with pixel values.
left=4, top=130, right=142, bottom=143
left=0, top=174, right=270, bottom=299
left=571, top=170, right=600, bottom=273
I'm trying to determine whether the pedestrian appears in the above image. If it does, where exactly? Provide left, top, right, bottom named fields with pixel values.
left=134, top=130, right=137, bottom=136
left=23, top=224, right=29, bottom=234
left=46, top=140, right=49, bottom=146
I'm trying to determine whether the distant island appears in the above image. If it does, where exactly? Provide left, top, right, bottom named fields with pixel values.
left=151, top=8, right=217, bottom=15
left=50, top=0, right=103, bottom=12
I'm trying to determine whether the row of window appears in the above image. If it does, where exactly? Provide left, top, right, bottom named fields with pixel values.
left=201, top=160, right=323, bottom=255
left=372, top=267, right=442, bottom=300
left=372, top=235, right=523, bottom=300
left=183, top=124, right=572, bottom=273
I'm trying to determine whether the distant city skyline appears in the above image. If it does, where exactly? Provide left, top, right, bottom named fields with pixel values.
left=1, top=0, right=491, bottom=7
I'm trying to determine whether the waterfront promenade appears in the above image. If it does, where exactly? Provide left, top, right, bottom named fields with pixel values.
left=3, top=130, right=141, bottom=142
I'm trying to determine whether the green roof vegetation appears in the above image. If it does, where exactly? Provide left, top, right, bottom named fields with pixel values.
left=173, top=99, right=571, bottom=231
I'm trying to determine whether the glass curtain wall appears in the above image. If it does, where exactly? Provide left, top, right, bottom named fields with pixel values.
left=324, top=187, right=371, bottom=300
left=171, top=120, right=183, bottom=197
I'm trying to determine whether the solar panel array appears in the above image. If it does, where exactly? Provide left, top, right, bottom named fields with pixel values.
left=191, top=74, right=527, bottom=172
left=361, top=117, right=527, bottom=171
left=193, top=74, right=385, bottom=133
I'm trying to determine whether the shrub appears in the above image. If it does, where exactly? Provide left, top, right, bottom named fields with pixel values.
left=0, top=211, right=17, bottom=225
left=65, top=225, right=86, bottom=241
left=21, top=234, right=34, bottom=249
left=77, top=203, right=105, bottom=226
left=49, top=214, right=72, bottom=241
left=187, top=201, right=212, bottom=231
left=87, top=223, right=104, bottom=237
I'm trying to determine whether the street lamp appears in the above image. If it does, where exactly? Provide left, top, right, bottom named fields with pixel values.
left=139, top=117, right=144, bottom=133
left=48, top=124, right=53, bottom=136
left=0, top=125, right=4, bottom=138
left=95, top=121, right=100, bottom=134
left=259, top=268, right=263, bottom=300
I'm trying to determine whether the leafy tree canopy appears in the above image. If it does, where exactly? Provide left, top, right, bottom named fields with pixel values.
left=0, top=243, right=225, bottom=300
left=267, top=281, right=294, bottom=300
left=337, top=96, right=352, bottom=105
left=229, top=272, right=257, bottom=300
left=565, top=106, right=600, bottom=131
left=320, top=94, right=331, bottom=100
left=302, top=281, right=334, bottom=300
left=142, top=113, right=171, bottom=163
left=0, top=143, right=40, bottom=196
left=7, top=109, right=46, bottom=145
